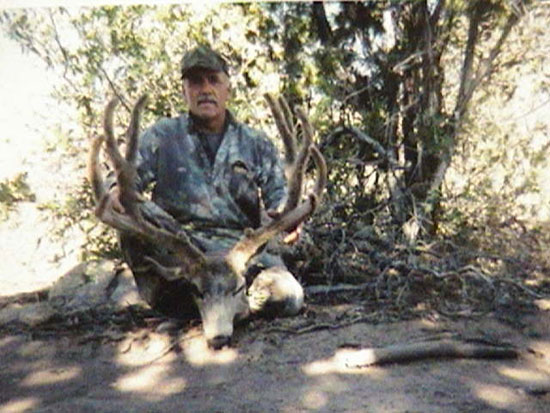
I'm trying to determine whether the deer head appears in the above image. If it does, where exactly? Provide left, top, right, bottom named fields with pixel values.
left=88, top=93, right=326, bottom=349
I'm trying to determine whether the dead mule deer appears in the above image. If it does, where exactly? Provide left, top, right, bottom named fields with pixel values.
left=88, top=94, right=326, bottom=349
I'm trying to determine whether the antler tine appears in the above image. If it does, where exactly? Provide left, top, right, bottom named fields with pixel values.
left=103, top=97, right=142, bottom=218
left=88, top=135, right=106, bottom=203
left=264, top=93, right=297, bottom=165
left=310, top=144, right=327, bottom=202
left=295, top=107, right=314, bottom=146
left=125, top=94, right=148, bottom=164
left=103, top=98, right=126, bottom=173
left=278, top=95, right=295, bottom=138
left=283, top=106, right=314, bottom=214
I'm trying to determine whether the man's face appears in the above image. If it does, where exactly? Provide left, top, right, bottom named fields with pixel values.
left=183, top=69, right=231, bottom=123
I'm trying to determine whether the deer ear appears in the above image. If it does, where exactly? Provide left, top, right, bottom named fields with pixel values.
left=244, top=264, right=264, bottom=287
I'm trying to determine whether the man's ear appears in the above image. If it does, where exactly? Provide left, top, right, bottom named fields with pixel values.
left=182, top=82, right=189, bottom=105
left=223, top=72, right=231, bottom=95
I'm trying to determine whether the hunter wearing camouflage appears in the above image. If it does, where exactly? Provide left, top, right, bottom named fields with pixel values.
left=117, top=45, right=304, bottom=318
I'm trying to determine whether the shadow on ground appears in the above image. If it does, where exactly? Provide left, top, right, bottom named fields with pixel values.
left=1, top=290, right=549, bottom=412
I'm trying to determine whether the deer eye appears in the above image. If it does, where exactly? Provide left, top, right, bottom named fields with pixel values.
left=189, top=283, right=204, bottom=299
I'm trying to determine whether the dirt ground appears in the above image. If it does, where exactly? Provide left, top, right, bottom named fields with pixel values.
left=1, top=270, right=549, bottom=413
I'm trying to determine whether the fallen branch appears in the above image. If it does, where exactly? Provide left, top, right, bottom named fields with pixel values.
left=523, top=384, right=550, bottom=396
left=335, top=339, right=519, bottom=367
left=305, top=282, right=372, bottom=296
left=264, top=314, right=378, bottom=336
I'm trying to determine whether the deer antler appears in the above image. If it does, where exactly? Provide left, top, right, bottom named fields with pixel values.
left=226, top=94, right=327, bottom=274
left=89, top=94, right=326, bottom=278
left=88, top=95, right=206, bottom=270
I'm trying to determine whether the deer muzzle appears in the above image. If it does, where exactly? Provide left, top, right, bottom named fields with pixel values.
left=197, top=292, right=250, bottom=349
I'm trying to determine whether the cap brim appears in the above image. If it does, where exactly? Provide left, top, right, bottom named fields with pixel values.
left=182, top=65, right=228, bottom=78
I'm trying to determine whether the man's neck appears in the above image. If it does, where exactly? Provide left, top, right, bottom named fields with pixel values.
left=191, top=112, right=226, bottom=134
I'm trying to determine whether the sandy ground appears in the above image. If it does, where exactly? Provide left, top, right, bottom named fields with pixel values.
left=1, top=287, right=549, bottom=413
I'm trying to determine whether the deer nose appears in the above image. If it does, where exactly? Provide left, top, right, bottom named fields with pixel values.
left=207, top=335, right=232, bottom=350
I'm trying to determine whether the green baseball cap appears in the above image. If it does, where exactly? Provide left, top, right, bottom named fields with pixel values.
left=181, top=45, right=229, bottom=78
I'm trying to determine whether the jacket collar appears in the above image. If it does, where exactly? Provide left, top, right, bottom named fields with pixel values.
left=187, top=110, right=237, bottom=135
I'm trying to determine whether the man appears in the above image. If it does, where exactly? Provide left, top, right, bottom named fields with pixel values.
left=112, top=45, right=304, bottom=319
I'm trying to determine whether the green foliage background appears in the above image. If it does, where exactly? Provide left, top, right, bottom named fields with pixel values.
left=1, top=1, right=548, bottom=287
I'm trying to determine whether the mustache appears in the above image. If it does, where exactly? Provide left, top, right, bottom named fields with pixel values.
left=197, top=95, right=217, bottom=105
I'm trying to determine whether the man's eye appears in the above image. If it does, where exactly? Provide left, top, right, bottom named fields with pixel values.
left=208, top=75, right=220, bottom=84
left=186, top=75, right=202, bottom=85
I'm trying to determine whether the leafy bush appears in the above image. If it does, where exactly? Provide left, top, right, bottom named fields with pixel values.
left=0, top=173, right=36, bottom=220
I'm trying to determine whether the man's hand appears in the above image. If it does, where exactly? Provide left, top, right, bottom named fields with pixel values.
left=264, top=209, right=302, bottom=245
left=108, top=186, right=126, bottom=214
left=282, top=224, right=302, bottom=245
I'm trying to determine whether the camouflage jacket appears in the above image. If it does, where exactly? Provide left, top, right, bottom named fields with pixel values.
left=134, top=110, right=287, bottom=257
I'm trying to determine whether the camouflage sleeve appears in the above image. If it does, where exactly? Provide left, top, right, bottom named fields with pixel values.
left=256, top=136, right=287, bottom=211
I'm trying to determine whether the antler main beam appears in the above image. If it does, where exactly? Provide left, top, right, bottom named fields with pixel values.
left=88, top=95, right=206, bottom=268
left=227, top=94, right=327, bottom=274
